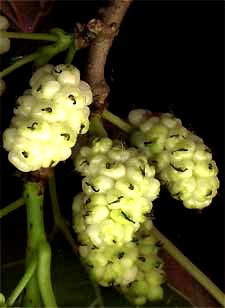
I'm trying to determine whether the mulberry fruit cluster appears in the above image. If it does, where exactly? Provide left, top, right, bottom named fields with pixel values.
left=128, top=109, right=220, bottom=209
left=119, top=220, right=165, bottom=305
left=3, top=64, right=92, bottom=172
left=74, top=137, right=160, bottom=246
left=73, top=138, right=164, bottom=304
left=0, top=14, right=10, bottom=55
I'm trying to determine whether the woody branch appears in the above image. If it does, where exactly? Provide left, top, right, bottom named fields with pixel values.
left=85, top=0, right=134, bottom=110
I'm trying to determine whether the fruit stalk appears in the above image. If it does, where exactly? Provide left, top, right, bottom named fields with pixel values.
left=102, top=109, right=133, bottom=133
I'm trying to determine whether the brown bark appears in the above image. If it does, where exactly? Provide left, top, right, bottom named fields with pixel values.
left=85, top=0, right=134, bottom=109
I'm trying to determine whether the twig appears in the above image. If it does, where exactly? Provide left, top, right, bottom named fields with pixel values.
left=85, top=0, right=135, bottom=108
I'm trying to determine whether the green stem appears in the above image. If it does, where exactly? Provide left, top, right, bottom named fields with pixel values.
left=0, top=51, right=40, bottom=79
left=24, top=182, right=46, bottom=253
left=0, top=197, right=24, bottom=218
left=34, top=28, right=73, bottom=66
left=0, top=31, right=58, bottom=42
left=0, top=28, right=73, bottom=78
left=6, top=256, right=37, bottom=307
left=152, top=226, right=225, bottom=307
left=37, top=241, right=57, bottom=307
left=65, top=40, right=77, bottom=64
left=23, top=181, right=58, bottom=308
left=48, top=174, right=78, bottom=255
left=89, top=114, right=108, bottom=138
left=23, top=182, right=44, bottom=307
left=102, top=109, right=132, bottom=133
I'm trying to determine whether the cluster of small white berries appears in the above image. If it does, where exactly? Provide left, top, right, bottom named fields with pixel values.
left=128, top=109, right=220, bottom=209
left=73, top=138, right=164, bottom=304
left=74, top=137, right=160, bottom=246
left=0, top=14, right=10, bottom=55
left=118, top=220, right=165, bottom=305
left=3, top=64, right=92, bottom=172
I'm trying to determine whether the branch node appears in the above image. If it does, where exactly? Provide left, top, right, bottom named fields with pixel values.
left=87, top=19, right=104, bottom=34
left=85, top=0, right=134, bottom=108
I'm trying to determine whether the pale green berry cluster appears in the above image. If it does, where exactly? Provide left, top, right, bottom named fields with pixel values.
left=0, top=14, right=10, bottom=54
left=73, top=194, right=164, bottom=304
left=118, top=220, right=165, bottom=305
left=3, top=64, right=92, bottom=172
left=73, top=138, right=164, bottom=304
left=128, top=109, right=220, bottom=209
left=74, top=137, right=160, bottom=246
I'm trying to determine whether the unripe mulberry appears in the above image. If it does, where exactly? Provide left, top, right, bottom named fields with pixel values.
left=3, top=64, right=92, bottom=172
left=73, top=189, right=165, bottom=304
left=74, top=138, right=160, bottom=245
left=72, top=138, right=163, bottom=302
left=118, top=220, right=165, bottom=305
left=128, top=109, right=220, bottom=209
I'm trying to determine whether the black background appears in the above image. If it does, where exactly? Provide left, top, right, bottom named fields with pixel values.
left=1, top=0, right=224, bottom=295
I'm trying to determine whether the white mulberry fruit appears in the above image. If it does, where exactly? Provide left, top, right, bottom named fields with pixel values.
left=3, top=64, right=93, bottom=172
left=128, top=109, right=220, bottom=209
left=72, top=138, right=163, bottom=303
left=74, top=138, right=160, bottom=245
left=73, top=190, right=164, bottom=304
